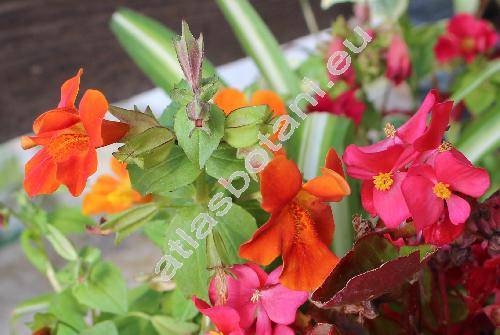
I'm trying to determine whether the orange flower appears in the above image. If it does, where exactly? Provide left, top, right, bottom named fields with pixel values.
left=21, top=69, right=129, bottom=197
left=83, top=158, right=150, bottom=215
left=214, top=87, right=286, bottom=116
left=239, top=149, right=351, bottom=291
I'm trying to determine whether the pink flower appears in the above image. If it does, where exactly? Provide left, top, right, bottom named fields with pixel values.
left=402, top=150, right=490, bottom=234
left=326, top=38, right=356, bottom=86
left=434, top=14, right=498, bottom=64
left=343, top=144, right=411, bottom=228
left=193, top=298, right=245, bottom=335
left=422, top=214, right=465, bottom=246
left=308, top=90, right=366, bottom=125
left=194, top=264, right=308, bottom=335
left=386, top=35, right=412, bottom=85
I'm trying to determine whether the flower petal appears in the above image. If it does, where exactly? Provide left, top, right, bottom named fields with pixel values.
left=100, top=120, right=129, bottom=147
left=32, top=110, right=81, bottom=135
left=58, top=69, right=83, bottom=109
left=423, top=214, right=465, bottom=246
left=79, top=89, right=109, bottom=147
left=261, top=281, right=308, bottom=325
left=373, top=172, right=410, bottom=228
left=361, top=180, right=376, bottom=216
left=402, top=175, right=443, bottom=231
left=273, top=325, right=295, bottom=335
left=435, top=151, right=490, bottom=197
left=251, top=90, right=286, bottom=116
left=239, top=216, right=282, bottom=266
left=446, top=194, right=471, bottom=225
left=414, top=101, right=452, bottom=152
left=256, top=308, right=273, bottom=335
left=343, top=144, right=407, bottom=179
left=24, top=149, right=60, bottom=196
left=110, top=157, right=129, bottom=180
left=303, top=168, right=350, bottom=202
left=214, top=88, right=248, bottom=115
left=297, top=190, right=335, bottom=247
left=397, top=90, right=438, bottom=143
left=192, top=298, right=244, bottom=335
left=260, top=155, right=302, bottom=213
left=56, top=148, right=98, bottom=196
left=279, top=202, right=339, bottom=291
left=324, top=148, right=345, bottom=177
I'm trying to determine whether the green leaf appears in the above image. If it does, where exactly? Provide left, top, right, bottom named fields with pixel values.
left=109, top=105, right=160, bottom=139
left=45, top=224, right=79, bottom=261
left=150, top=315, right=198, bottom=335
left=224, top=105, right=273, bottom=148
left=456, top=108, right=500, bottom=164
left=73, top=262, right=128, bottom=315
left=20, top=230, right=49, bottom=273
left=206, top=144, right=246, bottom=179
left=166, top=204, right=257, bottom=299
left=55, top=323, right=79, bottom=335
left=101, top=203, right=159, bottom=244
left=174, top=105, right=225, bottom=168
left=162, top=289, right=199, bottom=321
left=451, top=60, right=500, bottom=103
left=48, top=207, right=93, bottom=234
left=12, top=294, right=52, bottom=319
left=216, top=0, right=300, bottom=96
left=114, top=126, right=175, bottom=168
left=48, top=289, right=86, bottom=331
left=110, top=9, right=217, bottom=94
left=82, top=321, right=119, bottom=335
left=129, top=145, right=202, bottom=195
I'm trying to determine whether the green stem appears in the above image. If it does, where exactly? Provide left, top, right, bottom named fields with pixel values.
left=299, top=0, right=319, bottom=35
left=46, top=262, right=62, bottom=293
left=195, top=172, right=209, bottom=204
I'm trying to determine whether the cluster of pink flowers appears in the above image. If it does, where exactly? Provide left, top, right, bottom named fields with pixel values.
left=193, top=264, right=308, bottom=335
left=343, top=90, right=490, bottom=245
left=434, top=13, right=497, bottom=64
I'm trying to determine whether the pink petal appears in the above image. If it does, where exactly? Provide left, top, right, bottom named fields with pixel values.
left=413, top=101, right=452, bottom=152
left=273, top=325, right=295, bottom=335
left=261, top=283, right=308, bottom=325
left=423, top=214, right=465, bottom=246
left=256, top=308, right=273, bottom=335
left=361, top=181, right=376, bottom=216
left=398, top=90, right=438, bottom=143
left=373, top=172, right=411, bottom=228
left=402, top=175, right=444, bottom=231
left=192, top=297, right=244, bottom=335
left=343, top=144, right=407, bottom=179
left=407, top=164, right=437, bottom=183
left=265, top=266, right=282, bottom=286
left=446, top=194, right=471, bottom=225
left=435, top=151, right=490, bottom=197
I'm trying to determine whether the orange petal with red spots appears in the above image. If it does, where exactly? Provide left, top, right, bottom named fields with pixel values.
left=213, top=88, right=248, bottom=115
left=79, top=89, right=108, bottom=147
left=100, top=120, right=129, bottom=147
left=325, top=148, right=344, bottom=177
left=251, top=90, right=286, bottom=116
left=303, top=168, right=351, bottom=202
left=239, top=216, right=282, bottom=266
left=279, top=201, right=339, bottom=291
left=56, top=148, right=98, bottom=196
left=58, top=69, right=83, bottom=109
left=260, top=155, right=302, bottom=213
left=24, top=149, right=60, bottom=197
left=295, top=190, right=335, bottom=247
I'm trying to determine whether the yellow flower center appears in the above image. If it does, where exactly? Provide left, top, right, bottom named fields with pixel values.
left=461, top=38, right=475, bottom=52
left=373, top=172, right=394, bottom=191
left=433, top=182, right=451, bottom=200
left=209, top=332, right=223, bottom=335
left=384, top=123, right=396, bottom=138
left=251, top=290, right=261, bottom=303
left=438, top=141, right=453, bottom=153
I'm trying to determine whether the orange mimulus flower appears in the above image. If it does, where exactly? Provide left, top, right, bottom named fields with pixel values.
left=83, top=158, right=150, bottom=215
left=21, top=69, right=129, bottom=197
left=239, top=149, right=351, bottom=291
left=214, top=87, right=286, bottom=116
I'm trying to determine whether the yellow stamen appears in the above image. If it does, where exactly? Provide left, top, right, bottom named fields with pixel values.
left=438, top=141, right=452, bottom=153
left=460, top=38, right=475, bottom=52
left=433, top=182, right=451, bottom=200
left=373, top=172, right=394, bottom=191
left=384, top=123, right=396, bottom=138
left=209, top=332, right=223, bottom=335
left=46, top=133, right=89, bottom=162
left=251, top=290, right=261, bottom=303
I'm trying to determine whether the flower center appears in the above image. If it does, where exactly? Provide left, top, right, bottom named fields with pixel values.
left=373, top=172, right=394, bottom=191
left=460, top=38, right=475, bottom=52
left=384, top=123, right=396, bottom=138
left=433, top=182, right=451, bottom=200
left=251, top=290, right=261, bottom=303
left=46, top=133, right=90, bottom=162
left=438, top=141, right=452, bottom=153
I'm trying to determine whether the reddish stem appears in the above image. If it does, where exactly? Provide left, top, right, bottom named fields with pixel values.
left=438, top=270, right=450, bottom=335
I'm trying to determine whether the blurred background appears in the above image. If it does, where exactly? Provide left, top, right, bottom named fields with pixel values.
left=0, top=0, right=498, bottom=333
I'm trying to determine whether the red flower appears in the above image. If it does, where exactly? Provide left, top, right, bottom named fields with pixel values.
left=21, top=69, right=129, bottom=197
left=308, top=90, right=366, bottom=125
left=434, top=14, right=498, bottom=64
left=402, top=150, right=490, bottom=233
left=326, top=37, right=356, bottom=86
left=385, top=35, right=412, bottom=85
